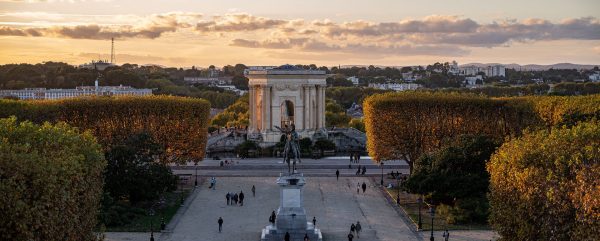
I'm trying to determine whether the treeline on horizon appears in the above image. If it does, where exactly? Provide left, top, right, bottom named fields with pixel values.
left=2, top=61, right=598, bottom=90
left=2, top=61, right=600, bottom=111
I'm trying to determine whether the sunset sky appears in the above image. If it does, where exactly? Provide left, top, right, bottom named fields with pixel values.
left=0, top=0, right=599, bottom=67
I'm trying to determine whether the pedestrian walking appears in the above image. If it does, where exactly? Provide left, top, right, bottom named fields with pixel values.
left=252, top=185, right=256, bottom=197
left=355, top=165, right=360, bottom=175
left=304, top=233, right=310, bottom=241
left=233, top=193, right=238, bottom=205
left=218, top=217, right=223, bottom=233
left=348, top=231, right=354, bottom=241
left=270, top=210, right=277, bottom=225
left=285, top=231, right=290, bottom=241
left=336, top=169, right=340, bottom=180
left=355, top=221, right=362, bottom=238
left=361, top=165, right=366, bottom=175
left=226, top=192, right=230, bottom=205
left=350, top=223, right=356, bottom=236
left=357, top=182, right=360, bottom=194
left=361, top=182, right=366, bottom=193
left=312, top=216, right=316, bottom=227
left=211, top=177, right=216, bottom=190
left=239, top=191, right=245, bottom=206
left=443, top=229, right=450, bottom=241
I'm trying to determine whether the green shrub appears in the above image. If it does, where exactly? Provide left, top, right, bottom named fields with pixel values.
left=0, top=117, right=106, bottom=241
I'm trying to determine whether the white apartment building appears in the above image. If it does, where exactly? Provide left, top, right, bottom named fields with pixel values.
left=589, top=71, right=600, bottom=82
left=368, top=83, right=423, bottom=91
left=460, top=65, right=505, bottom=77
left=347, top=76, right=360, bottom=85
left=0, top=80, right=152, bottom=100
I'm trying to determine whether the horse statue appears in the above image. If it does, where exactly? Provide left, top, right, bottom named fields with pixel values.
left=275, top=124, right=301, bottom=174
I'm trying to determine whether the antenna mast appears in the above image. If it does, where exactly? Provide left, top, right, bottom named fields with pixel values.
left=110, top=37, right=115, bottom=64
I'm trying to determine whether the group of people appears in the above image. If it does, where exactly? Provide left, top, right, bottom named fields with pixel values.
left=355, top=165, right=367, bottom=175
left=357, top=182, right=367, bottom=194
left=225, top=190, right=245, bottom=206
left=283, top=231, right=312, bottom=241
left=219, top=159, right=237, bottom=166
left=348, top=221, right=362, bottom=240
left=349, top=152, right=361, bottom=163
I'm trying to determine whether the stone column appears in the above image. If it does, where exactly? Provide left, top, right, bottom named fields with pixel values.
left=316, top=85, right=322, bottom=129
left=249, top=85, right=255, bottom=131
left=264, top=85, right=271, bottom=131
left=303, top=86, right=309, bottom=130
left=320, top=86, right=326, bottom=128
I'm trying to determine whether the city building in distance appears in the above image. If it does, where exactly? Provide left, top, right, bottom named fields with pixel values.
left=0, top=79, right=152, bottom=100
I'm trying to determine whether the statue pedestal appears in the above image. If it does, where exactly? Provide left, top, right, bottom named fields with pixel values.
left=261, top=173, right=322, bottom=241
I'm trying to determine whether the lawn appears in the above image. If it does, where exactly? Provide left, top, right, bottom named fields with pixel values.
left=104, top=189, right=191, bottom=232
left=385, top=188, right=491, bottom=231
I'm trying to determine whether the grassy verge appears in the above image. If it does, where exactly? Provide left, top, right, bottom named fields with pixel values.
left=385, top=188, right=491, bottom=231
left=104, top=190, right=191, bottom=232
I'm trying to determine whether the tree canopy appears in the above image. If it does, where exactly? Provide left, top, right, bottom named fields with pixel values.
left=363, top=91, right=539, bottom=172
left=406, top=135, right=499, bottom=223
left=0, top=117, right=106, bottom=241
left=487, top=121, right=600, bottom=240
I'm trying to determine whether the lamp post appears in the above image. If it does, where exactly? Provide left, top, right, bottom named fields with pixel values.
left=380, top=162, right=384, bottom=186
left=194, top=162, right=198, bottom=188
left=179, top=176, right=184, bottom=206
left=148, top=208, right=155, bottom=241
left=417, top=196, right=423, bottom=230
left=429, top=206, right=436, bottom=241
left=396, top=176, right=401, bottom=205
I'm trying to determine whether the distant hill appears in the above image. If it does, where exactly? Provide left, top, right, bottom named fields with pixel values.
left=461, top=63, right=599, bottom=71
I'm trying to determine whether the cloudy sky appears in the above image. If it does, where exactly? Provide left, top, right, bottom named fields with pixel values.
left=0, top=0, right=599, bottom=67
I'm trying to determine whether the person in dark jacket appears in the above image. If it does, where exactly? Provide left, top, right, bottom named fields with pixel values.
left=361, top=182, right=367, bottom=193
left=284, top=231, right=290, bottom=241
left=225, top=193, right=230, bottom=205
left=217, top=217, right=223, bottom=233
left=239, top=191, right=245, bottom=206
left=348, top=232, right=354, bottom=241
left=336, top=169, right=340, bottom=180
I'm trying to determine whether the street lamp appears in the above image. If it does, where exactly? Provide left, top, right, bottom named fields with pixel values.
left=148, top=208, right=155, bottom=241
left=179, top=176, right=184, bottom=206
left=396, top=175, right=401, bottom=205
left=429, top=206, right=436, bottom=241
left=194, top=162, right=198, bottom=188
left=380, top=162, right=384, bottom=186
left=417, top=196, right=423, bottom=230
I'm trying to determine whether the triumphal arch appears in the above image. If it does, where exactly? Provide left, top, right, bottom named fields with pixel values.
left=246, top=65, right=327, bottom=144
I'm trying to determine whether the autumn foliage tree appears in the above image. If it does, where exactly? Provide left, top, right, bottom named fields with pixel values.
left=487, top=121, right=600, bottom=240
left=363, top=91, right=539, bottom=172
left=0, top=117, right=106, bottom=241
left=0, top=96, right=211, bottom=162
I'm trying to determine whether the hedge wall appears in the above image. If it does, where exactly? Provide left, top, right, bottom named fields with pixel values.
left=0, top=95, right=211, bottom=162
left=363, top=92, right=600, bottom=171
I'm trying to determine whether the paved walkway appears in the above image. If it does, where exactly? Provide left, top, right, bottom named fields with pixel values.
left=159, top=176, right=416, bottom=241
left=105, top=159, right=499, bottom=241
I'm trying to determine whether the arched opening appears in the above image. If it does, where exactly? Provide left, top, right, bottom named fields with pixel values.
left=281, top=100, right=294, bottom=128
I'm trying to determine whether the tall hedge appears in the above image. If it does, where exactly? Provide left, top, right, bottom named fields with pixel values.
left=0, top=117, right=106, bottom=241
left=487, top=121, right=600, bottom=240
left=0, top=95, right=211, bottom=162
left=516, top=94, right=600, bottom=127
left=363, top=92, right=539, bottom=171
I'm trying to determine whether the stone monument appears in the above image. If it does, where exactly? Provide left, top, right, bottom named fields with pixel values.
left=261, top=174, right=322, bottom=241
left=247, top=65, right=327, bottom=145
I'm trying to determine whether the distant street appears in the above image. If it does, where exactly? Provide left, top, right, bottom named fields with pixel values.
left=170, top=156, right=410, bottom=177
